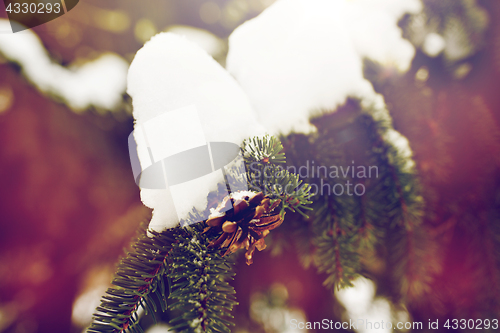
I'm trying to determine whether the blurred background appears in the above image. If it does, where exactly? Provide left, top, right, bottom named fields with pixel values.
left=0, top=0, right=499, bottom=332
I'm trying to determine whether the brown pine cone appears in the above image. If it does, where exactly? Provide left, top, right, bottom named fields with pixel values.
left=204, top=191, right=283, bottom=265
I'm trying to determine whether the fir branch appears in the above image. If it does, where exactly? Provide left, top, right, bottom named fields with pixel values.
left=311, top=193, right=360, bottom=290
left=167, top=224, right=237, bottom=333
left=355, top=113, right=443, bottom=301
left=88, top=226, right=176, bottom=333
left=354, top=184, right=382, bottom=250
left=89, top=135, right=311, bottom=332
left=304, top=130, right=361, bottom=289
left=244, top=135, right=313, bottom=218
left=243, top=135, right=286, bottom=164
left=361, top=113, right=434, bottom=298
left=314, top=228, right=361, bottom=290
left=280, top=106, right=430, bottom=294
left=361, top=113, right=424, bottom=229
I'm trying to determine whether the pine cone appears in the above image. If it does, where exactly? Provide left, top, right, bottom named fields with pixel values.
left=204, top=191, right=283, bottom=265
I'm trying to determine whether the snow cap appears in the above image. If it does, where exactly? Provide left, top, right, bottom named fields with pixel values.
left=127, top=33, right=265, bottom=232
left=227, top=0, right=421, bottom=134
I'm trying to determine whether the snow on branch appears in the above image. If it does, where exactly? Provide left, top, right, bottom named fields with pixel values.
left=227, top=0, right=420, bottom=167
left=0, top=19, right=128, bottom=112
left=128, top=33, right=265, bottom=232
